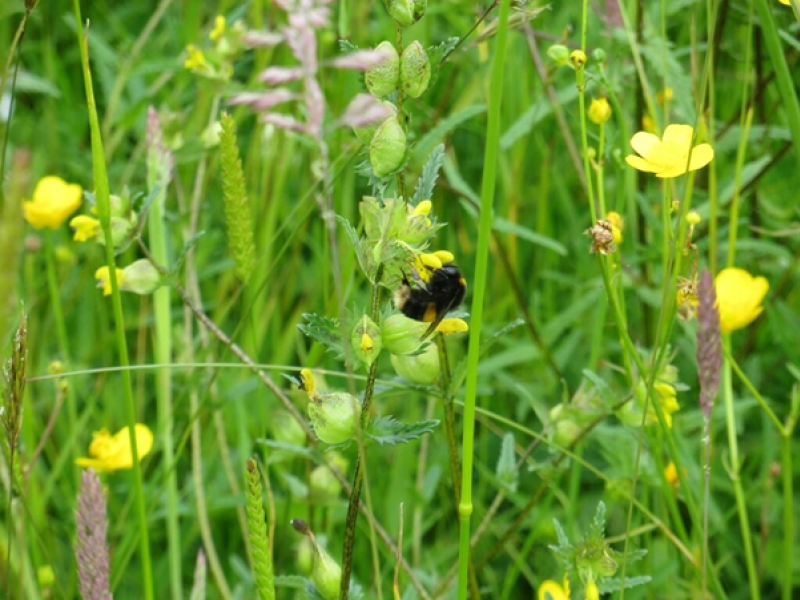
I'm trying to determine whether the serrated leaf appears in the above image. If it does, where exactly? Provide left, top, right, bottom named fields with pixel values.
left=297, top=313, right=344, bottom=359
left=428, top=36, right=459, bottom=84
left=367, top=416, right=439, bottom=445
left=412, top=144, right=446, bottom=205
left=589, top=501, right=606, bottom=542
left=496, top=433, right=518, bottom=493
left=553, top=518, right=571, bottom=550
left=336, top=215, right=375, bottom=282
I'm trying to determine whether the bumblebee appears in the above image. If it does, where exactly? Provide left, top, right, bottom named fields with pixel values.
left=393, top=262, right=467, bottom=340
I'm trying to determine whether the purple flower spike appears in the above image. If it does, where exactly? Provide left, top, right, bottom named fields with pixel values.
left=697, top=270, right=722, bottom=418
left=76, top=469, right=112, bottom=600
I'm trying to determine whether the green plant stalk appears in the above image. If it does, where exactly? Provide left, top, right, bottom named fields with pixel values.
left=722, top=336, right=760, bottom=600
left=726, top=107, right=753, bottom=268
left=148, top=149, right=181, bottom=600
left=701, top=413, right=711, bottom=598
left=781, top=430, right=793, bottom=600
left=753, top=0, right=800, bottom=171
left=70, top=4, right=153, bottom=598
left=43, top=232, right=79, bottom=488
left=457, top=0, right=511, bottom=597
left=596, top=122, right=607, bottom=217
left=706, top=0, right=718, bottom=276
left=339, top=266, right=383, bottom=600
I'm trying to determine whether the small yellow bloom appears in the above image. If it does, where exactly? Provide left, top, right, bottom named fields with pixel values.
left=184, top=44, right=207, bottom=71
left=605, top=211, right=623, bottom=245
left=419, top=252, right=443, bottom=270
left=779, top=0, right=790, bottom=5
left=69, top=215, right=100, bottom=242
left=655, top=382, right=680, bottom=428
left=538, top=579, right=570, bottom=600
left=657, top=87, right=674, bottom=106
left=642, top=114, right=657, bottom=134
left=360, top=332, right=374, bottom=353
left=714, top=268, right=769, bottom=333
left=588, top=98, right=612, bottom=125
left=432, top=250, right=454, bottom=264
left=436, top=318, right=468, bottom=335
left=686, top=210, right=702, bottom=225
left=22, top=176, right=83, bottom=229
left=75, top=424, right=153, bottom=471
left=95, top=266, right=124, bottom=296
left=300, top=368, right=317, bottom=396
left=412, top=200, right=432, bottom=216
left=625, top=124, right=714, bottom=178
left=585, top=578, right=600, bottom=600
left=209, top=15, right=226, bottom=41
left=664, top=461, right=680, bottom=486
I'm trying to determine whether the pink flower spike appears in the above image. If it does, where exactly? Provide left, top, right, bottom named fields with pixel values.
left=339, top=94, right=393, bottom=128
left=229, top=90, right=295, bottom=111
left=262, top=113, right=308, bottom=134
left=332, top=49, right=394, bottom=71
left=259, top=67, right=305, bottom=85
left=242, top=30, right=284, bottom=48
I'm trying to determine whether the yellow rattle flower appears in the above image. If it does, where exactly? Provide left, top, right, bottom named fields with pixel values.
left=625, top=124, right=714, bottom=178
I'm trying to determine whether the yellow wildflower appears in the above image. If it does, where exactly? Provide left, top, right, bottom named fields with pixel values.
left=184, top=44, right=207, bottom=71
left=588, top=98, right=612, bottom=125
left=779, top=0, right=790, bottom=5
left=686, top=210, right=702, bottom=225
left=69, top=215, right=100, bottom=242
left=585, top=578, right=600, bottom=600
left=605, top=211, right=623, bottom=245
left=412, top=200, right=432, bottom=216
left=655, top=382, right=680, bottom=428
left=657, top=87, right=674, bottom=106
left=360, top=332, right=374, bottom=354
left=664, top=461, right=680, bottom=486
left=714, top=268, right=769, bottom=333
left=22, top=176, right=82, bottom=229
left=570, top=49, right=587, bottom=68
left=209, top=15, right=226, bottom=41
left=625, top=124, right=714, bottom=178
left=75, top=424, right=154, bottom=471
left=539, top=579, right=570, bottom=600
left=95, top=266, right=124, bottom=296
left=436, top=318, right=468, bottom=335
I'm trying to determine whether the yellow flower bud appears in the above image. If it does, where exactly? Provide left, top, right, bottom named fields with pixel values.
left=209, top=15, right=226, bottom=41
left=412, top=199, right=432, bottom=216
left=686, top=210, right=701, bottom=225
left=351, top=315, right=382, bottom=367
left=570, top=49, right=587, bottom=68
left=588, top=98, right=612, bottom=125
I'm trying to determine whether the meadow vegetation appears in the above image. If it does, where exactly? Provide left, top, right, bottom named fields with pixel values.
left=1, top=0, right=800, bottom=598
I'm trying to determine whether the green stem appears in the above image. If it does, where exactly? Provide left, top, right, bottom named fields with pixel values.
left=576, top=3, right=597, bottom=224
left=596, top=123, right=606, bottom=217
left=395, top=23, right=407, bottom=201
left=339, top=266, right=383, bottom=600
left=148, top=170, right=181, bottom=596
left=70, top=5, right=153, bottom=598
left=457, top=1, right=511, bottom=598
left=722, top=336, right=760, bottom=600
left=782, top=430, right=794, bottom=600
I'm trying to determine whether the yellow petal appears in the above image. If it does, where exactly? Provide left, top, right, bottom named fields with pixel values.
left=538, top=580, right=569, bottom=600
left=630, top=132, right=661, bottom=159
left=662, top=124, right=695, bottom=148
left=625, top=154, right=662, bottom=173
left=419, top=253, right=443, bottom=270
left=70, top=215, right=100, bottom=242
left=688, top=143, right=714, bottom=171
left=715, top=268, right=769, bottom=333
left=412, top=200, right=432, bottom=216
left=436, top=318, right=469, bottom=334
left=432, top=250, right=455, bottom=264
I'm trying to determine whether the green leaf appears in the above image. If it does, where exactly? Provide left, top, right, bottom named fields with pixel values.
left=428, top=36, right=459, bottom=83
left=170, top=231, right=206, bottom=276
left=273, top=575, right=309, bottom=589
left=297, top=313, right=345, bottom=360
left=589, top=501, right=606, bottom=542
left=412, top=143, right=446, bottom=205
left=597, top=576, right=652, bottom=593
left=496, top=433, right=518, bottom=493
left=367, top=416, right=440, bottom=445
left=412, top=104, right=486, bottom=163
left=189, top=549, right=207, bottom=600
left=336, top=214, right=375, bottom=282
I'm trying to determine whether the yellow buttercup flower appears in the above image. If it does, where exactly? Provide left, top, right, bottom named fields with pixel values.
left=539, top=579, right=570, bottom=600
left=75, top=424, right=154, bottom=472
left=22, top=176, right=83, bottom=229
left=436, top=318, right=468, bottom=335
left=664, top=461, right=679, bottom=486
left=69, top=215, right=100, bottom=242
left=209, top=15, right=226, bottom=41
left=605, top=211, right=623, bottom=245
left=714, top=268, right=769, bottom=333
left=626, top=124, right=714, bottom=178
left=588, top=98, right=612, bottom=125
left=184, top=44, right=207, bottom=71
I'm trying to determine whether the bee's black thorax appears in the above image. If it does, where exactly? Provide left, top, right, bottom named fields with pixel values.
left=394, top=263, right=466, bottom=324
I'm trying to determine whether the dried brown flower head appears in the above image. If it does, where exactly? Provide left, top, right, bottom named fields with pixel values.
left=585, top=219, right=617, bottom=255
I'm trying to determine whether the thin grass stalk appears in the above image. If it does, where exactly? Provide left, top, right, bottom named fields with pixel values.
left=457, top=0, right=511, bottom=597
left=722, top=336, right=760, bottom=600
left=70, top=6, right=153, bottom=598
left=577, top=0, right=597, bottom=224
left=781, top=428, right=794, bottom=600
left=146, top=120, right=181, bottom=600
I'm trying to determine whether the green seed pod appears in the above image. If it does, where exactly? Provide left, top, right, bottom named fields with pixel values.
left=384, top=0, right=414, bottom=26
left=381, top=314, right=427, bottom=355
left=296, top=537, right=314, bottom=575
left=351, top=315, right=383, bottom=367
left=307, top=392, right=361, bottom=444
left=354, top=101, right=397, bottom=144
left=547, top=44, right=570, bottom=66
left=400, top=41, right=431, bottom=99
left=369, top=117, right=406, bottom=178
left=120, top=259, right=162, bottom=295
left=365, top=41, right=400, bottom=98
left=390, top=343, right=440, bottom=384
left=311, top=543, right=342, bottom=600
left=271, top=409, right=306, bottom=447
left=549, top=404, right=582, bottom=448
left=310, top=465, right=342, bottom=501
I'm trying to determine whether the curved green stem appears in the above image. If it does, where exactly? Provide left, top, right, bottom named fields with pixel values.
left=70, top=5, right=153, bottom=598
left=457, top=1, right=511, bottom=597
